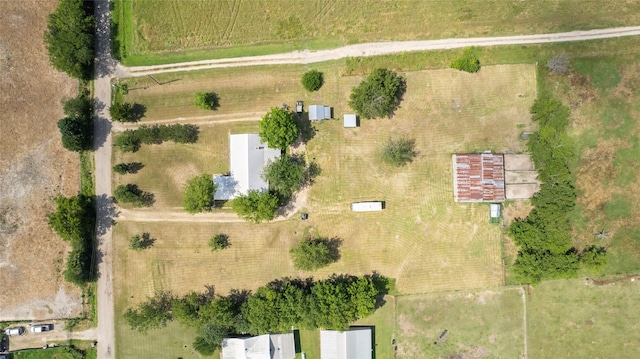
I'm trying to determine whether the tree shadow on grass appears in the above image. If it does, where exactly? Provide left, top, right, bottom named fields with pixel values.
left=130, top=103, right=147, bottom=122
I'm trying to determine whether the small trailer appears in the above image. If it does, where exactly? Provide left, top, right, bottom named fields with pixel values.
left=351, top=201, right=384, bottom=212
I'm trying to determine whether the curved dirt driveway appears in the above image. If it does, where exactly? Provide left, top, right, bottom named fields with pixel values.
left=116, top=26, right=640, bottom=77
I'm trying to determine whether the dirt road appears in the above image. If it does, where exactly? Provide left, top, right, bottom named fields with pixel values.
left=9, top=327, right=96, bottom=351
left=94, top=1, right=116, bottom=358
left=117, top=26, right=640, bottom=77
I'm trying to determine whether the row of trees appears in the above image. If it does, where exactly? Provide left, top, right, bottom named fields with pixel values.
left=58, top=93, right=93, bottom=152
left=45, top=0, right=94, bottom=80
left=113, top=184, right=154, bottom=207
left=509, top=96, right=607, bottom=283
left=124, top=273, right=389, bottom=355
left=115, top=124, right=199, bottom=152
left=48, top=195, right=96, bottom=285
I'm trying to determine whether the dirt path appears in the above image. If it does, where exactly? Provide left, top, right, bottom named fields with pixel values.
left=115, top=26, right=640, bottom=77
left=9, top=328, right=97, bottom=351
left=111, top=114, right=262, bottom=132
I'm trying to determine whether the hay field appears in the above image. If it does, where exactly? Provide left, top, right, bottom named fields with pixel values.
left=113, top=0, right=640, bottom=64
left=396, top=289, right=526, bottom=358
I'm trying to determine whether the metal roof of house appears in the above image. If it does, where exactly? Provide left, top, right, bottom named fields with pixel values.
left=213, top=134, right=280, bottom=200
left=344, top=114, right=357, bottom=128
left=320, top=328, right=372, bottom=359
left=221, top=334, right=295, bottom=359
left=309, top=105, right=331, bottom=120
left=452, top=153, right=505, bottom=202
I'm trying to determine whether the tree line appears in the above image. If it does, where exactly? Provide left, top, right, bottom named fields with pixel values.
left=115, top=124, right=200, bottom=152
left=509, top=96, right=607, bottom=283
left=124, top=273, right=389, bottom=355
left=48, top=195, right=96, bottom=286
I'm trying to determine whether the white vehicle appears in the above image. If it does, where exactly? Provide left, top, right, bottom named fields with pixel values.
left=4, top=326, right=25, bottom=336
left=30, top=324, right=51, bottom=333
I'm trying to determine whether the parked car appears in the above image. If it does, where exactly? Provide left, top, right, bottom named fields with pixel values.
left=4, top=326, right=25, bottom=336
left=30, top=324, right=51, bottom=333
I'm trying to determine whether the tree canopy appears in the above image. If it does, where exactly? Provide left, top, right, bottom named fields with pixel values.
left=348, top=68, right=406, bottom=119
left=48, top=195, right=96, bottom=286
left=290, top=237, right=341, bottom=271
left=508, top=96, right=600, bottom=284
left=57, top=116, right=92, bottom=152
left=183, top=174, right=217, bottom=214
left=124, top=291, right=174, bottom=333
left=262, top=156, right=305, bottom=199
left=379, top=137, right=417, bottom=167
left=301, top=70, right=324, bottom=91
left=194, top=92, right=219, bottom=110
left=113, top=184, right=154, bottom=207
left=259, top=107, right=299, bottom=151
left=231, top=190, right=280, bottom=223
left=44, top=0, right=94, bottom=80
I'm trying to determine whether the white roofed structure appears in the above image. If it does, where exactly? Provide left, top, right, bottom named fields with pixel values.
left=222, top=334, right=296, bottom=359
left=214, top=134, right=280, bottom=200
left=320, top=328, right=373, bottom=359
left=343, top=114, right=358, bottom=128
left=351, top=201, right=384, bottom=212
left=309, top=105, right=332, bottom=120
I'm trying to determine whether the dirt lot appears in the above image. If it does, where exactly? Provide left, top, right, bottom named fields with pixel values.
left=0, top=1, right=83, bottom=320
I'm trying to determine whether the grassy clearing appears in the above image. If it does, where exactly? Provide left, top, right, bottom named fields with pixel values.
left=13, top=347, right=96, bottom=359
left=112, top=0, right=640, bottom=65
left=119, top=64, right=309, bottom=121
left=114, top=319, right=204, bottom=359
left=395, top=289, right=525, bottom=358
left=79, top=151, right=94, bottom=197
left=528, top=278, right=640, bottom=358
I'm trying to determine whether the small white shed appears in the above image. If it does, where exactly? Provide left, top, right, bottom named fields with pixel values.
left=344, top=114, right=358, bottom=128
left=490, top=204, right=501, bottom=218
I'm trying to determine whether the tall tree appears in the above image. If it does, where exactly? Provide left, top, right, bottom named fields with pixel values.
left=262, top=156, right=305, bottom=199
left=183, top=174, right=217, bottom=214
left=44, top=0, right=94, bottom=80
left=231, top=190, right=279, bottom=223
left=57, top=116, right=92, bottom=152
left=259, top=107, right=299, bottom=151
left=348, top=68, right=406, bottom=119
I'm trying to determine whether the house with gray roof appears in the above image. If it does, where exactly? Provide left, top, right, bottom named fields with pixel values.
left=320, top=327, right=373, bottom=359
left=221, top=333, right=295, bottom=359
left=214, top=134, right=280, bottom=200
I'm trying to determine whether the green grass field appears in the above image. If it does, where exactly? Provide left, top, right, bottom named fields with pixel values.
left=396, top=289, right=525, bottom=358
left=13, top=347, right=96, bottom=359
left=112, top=0, right=640, bottom=65
left=528, top=278, right=640, bottom=358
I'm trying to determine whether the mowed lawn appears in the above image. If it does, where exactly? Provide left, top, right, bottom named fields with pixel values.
left=112, top=64, right=535, bottom=358
left=112, top=122, right=259, bottom=209
left=395, top=289, right=525, bottom=358
left=113, top=0, right=640, bottom=64
left=528, top=278, right=640, bottom=358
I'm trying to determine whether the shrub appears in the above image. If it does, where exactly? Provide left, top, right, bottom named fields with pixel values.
left=348, top=68, right=406, bottom=119
left=547, top=53, right=570, bottom=75
left=301, top=70, right=324, bottom=91
left=450, top=47, right=481, bottom=73
left=113, top=184, right=154, bottom=207
left=113, top=163, right=130, bottom=175
left=209, top=234, right=230, bottom=251
left=58, top=116, right=93, bottom=152
left=130, top=233, right=155, bottom=250
left=194, top=92, right=219, bottom=110
left=109, top=101, right=134, bottom=122
left=581, top=246, right=608, bottom=272
left=379, top=137, right=416, bottom=167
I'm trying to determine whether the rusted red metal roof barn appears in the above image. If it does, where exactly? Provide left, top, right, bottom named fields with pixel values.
left=452, top=153, right=506, bottom=202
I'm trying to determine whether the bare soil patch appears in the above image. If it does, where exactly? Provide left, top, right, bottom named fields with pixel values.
left=0, top=1, right=83, bottom=320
